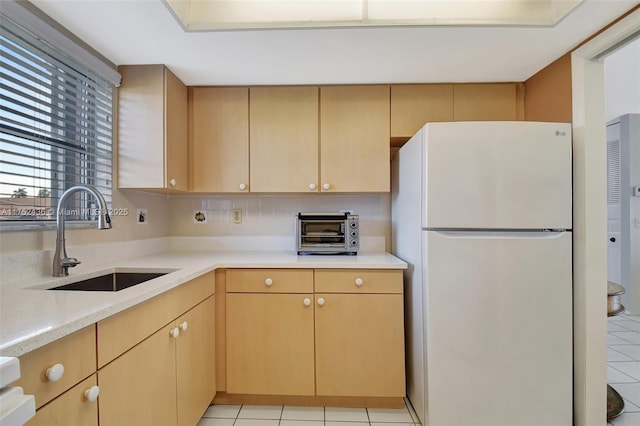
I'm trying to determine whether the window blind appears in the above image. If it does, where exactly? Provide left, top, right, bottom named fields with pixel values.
left=0, top=14, right=114, bottom=223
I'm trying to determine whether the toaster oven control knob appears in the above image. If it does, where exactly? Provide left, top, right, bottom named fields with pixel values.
left=350, top=222, right=358, bottom=229
left=350, top=231, right=358, bottom=237
left=355, top=278, right=363, bottom=287
left=322, top=183, right=330, bottom=190
left=46, top=363, right=65, bottom=382
left=238, top=183, right=247, bottom=191
left=350, top=240, right=358, bottom=246
left=265, top=278, right=273, bottom=287
left=303, top=298, right=311, bottom=306
left=317, top=297, right=325, bottom=306
left=308, top=183, right=316, bottom=190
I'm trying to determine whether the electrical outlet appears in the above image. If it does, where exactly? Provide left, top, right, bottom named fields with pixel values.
left=233, top=208, right=242, bottom=224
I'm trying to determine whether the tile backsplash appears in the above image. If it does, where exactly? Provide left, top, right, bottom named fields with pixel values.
left=169, top=194, right=391, bottom=249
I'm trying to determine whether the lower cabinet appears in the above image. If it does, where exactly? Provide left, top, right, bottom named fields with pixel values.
left=98, top=295, right=216, bottom=426
left=25, top=375, right=99, bottom=426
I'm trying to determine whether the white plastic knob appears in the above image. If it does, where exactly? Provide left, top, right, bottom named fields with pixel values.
left=46, top=364, right=64, bottom=382
left=355, top=278, right=364, bottom=287
left=308, top=183, right=316, bottom=190
left=322, top=183, right=330, bottom=190
left=239, top=183, right=247, bottom=191
left=265, top=278, right=273, bottom=287
left=317, top=297, right=325, bottom=306
left=303, top=298, right=311, bottom=306
left=180, top=321, right=188, bottom=331
left=169, top=178, right=176, bottom=187
left=84, top=385, right=100, bottom=402
left=170, top=327, right=180, bottom=338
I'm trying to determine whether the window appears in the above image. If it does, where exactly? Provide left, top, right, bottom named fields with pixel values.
left=0, top=12, right=115, bottom=223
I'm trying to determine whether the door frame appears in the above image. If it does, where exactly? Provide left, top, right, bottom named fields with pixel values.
left=571, top=9, right=640, bottom=426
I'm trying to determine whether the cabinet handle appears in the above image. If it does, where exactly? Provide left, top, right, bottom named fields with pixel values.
left=355, top=278, right=364, bottom=287
left=169, top=178, right=176, bottom=187
left=45, top=363, right=65, bottom=382
left=170, top=327, right=180, bottom=338
left=303, top=298, right=311, bottom=306
left=180, top=321, right=188, bottom=331
left=322, top=183, right=330, bottom=190
left=239, top=183, right=247, bottom=191
left=308, top=183, right=317, bottom=190
left=317, top=297, right=325, bottom=306
left=84, top=385, right=100, bottom=402
left=265, top=278, right=273, bottom=287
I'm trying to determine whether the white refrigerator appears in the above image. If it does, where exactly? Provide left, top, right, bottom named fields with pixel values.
left=391, top=121, right=573, bottom=426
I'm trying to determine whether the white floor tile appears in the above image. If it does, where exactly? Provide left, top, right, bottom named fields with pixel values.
left=609, top=323, right=633, bottom=332
left=325, top=407, right=369, bottom=422
left=198, top=419, right=235, bottom=426
left=609, top=362, right=640, bottom=381
left=237, top=405, right=283, bottom=420
left=203, top=405, right=242, bottom=419
left=613, top=321, right=640, bottom=332
left=611, top=332, right=640, bottom=345
left=281, top=406, right=324, bottom=421
left=325, top=422, right=369, bottom=426
left=279, top=421, right=324, bottom=426
left=609, top=412, right=640, bottom=426
left=234, top=420, right=280, bottom=426
left=611, top=383, right=640, bottom=407
left=371, top=423, right=418, bottom=426
left=611, top=345, right=640, bottom=361
left=609, top=334, right=634, bottom=345
left=609, top=347, right=637, bottom=362
left=608, top=365, right=638, bottom=383
left=367, top=408, right=414, bottom=423
left=622, top=399, right=640, bottom=413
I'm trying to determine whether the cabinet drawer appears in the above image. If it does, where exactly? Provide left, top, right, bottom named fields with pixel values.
left=15, top=326, right=96, bottom=409
left=26, top=375, right=98, bottom=426
left=315, top=269, right=403, bottom=293
left=227, top=269, right=313, bottom=293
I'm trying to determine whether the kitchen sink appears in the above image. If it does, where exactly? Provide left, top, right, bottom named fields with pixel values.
left=48, top=272, right=169, bottom=292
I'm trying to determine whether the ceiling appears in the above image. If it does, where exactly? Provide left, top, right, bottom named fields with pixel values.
left=31, top=0, right=639, bottom=86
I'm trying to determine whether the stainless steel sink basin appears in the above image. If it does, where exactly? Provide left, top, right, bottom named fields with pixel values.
left=48, top=272, right=168, bottom=292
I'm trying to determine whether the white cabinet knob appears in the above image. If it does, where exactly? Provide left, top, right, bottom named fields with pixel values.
left=170, top=327, right=180, bottom=338
left=180, top=321, right=188, bottom=331
left=308, top=183, right=317, bottom=190
left=45, top=363, right=64, bottom=382
left=317, top=297, right=325, bottom=306
left=322, top=183, right=330, bottom=190
left=84, top=385, right=100, bottom=402
left=355, top=278, right=364, bottom=287
left=239, top=183, right=247, bottom=191
left=303, top=298, right=311, bottom=306
left=169, top=178, right=176, bottom=187
left=265, top=278, right=273, bottom=287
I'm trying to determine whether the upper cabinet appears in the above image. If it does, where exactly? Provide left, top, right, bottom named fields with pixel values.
left=250, top=86, right=319, bottom=193
left=320, top=85, right=390, bottom=192
left=453, top=83, right=524, bottom=122
left=190, top=87, right=249, bottom=193
left=391, top=84, right=454, bottom=140
left=118, top=65, right=188, bottom=192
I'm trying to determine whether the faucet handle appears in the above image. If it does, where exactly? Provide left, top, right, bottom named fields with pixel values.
left=61, top=257, right=81, bottom=268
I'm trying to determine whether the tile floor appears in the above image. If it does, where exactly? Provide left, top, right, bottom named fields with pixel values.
left=198, top=400, right=421, bottom=426
left=607, top=314, right=640, bottom=426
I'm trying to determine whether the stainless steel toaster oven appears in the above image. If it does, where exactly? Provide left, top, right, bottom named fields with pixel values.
left=297, top=212, right=359, bottom=255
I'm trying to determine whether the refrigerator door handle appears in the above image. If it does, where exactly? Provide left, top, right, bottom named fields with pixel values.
left=430, top=230, right=570, bottom=239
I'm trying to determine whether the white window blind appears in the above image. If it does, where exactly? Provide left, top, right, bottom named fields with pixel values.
left=0, top=13, right=114, bottom=223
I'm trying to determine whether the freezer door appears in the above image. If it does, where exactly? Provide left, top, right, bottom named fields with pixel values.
left=423, top=121, right=572, bottom=229
left=424, top=230, right=572, bottom=426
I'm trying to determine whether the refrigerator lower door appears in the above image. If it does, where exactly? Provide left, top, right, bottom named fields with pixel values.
left=423, top=230, right=572, bottom=426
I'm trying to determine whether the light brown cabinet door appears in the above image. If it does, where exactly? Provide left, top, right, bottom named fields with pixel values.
left=391, top=84, right=454, bottom=138
left=177, top=296, right=216, bottom=426
left=26, top=375, right=98, bottom=426
left=320, top=85, right=390, bottom=192
left=226, top=293, right=315, bottom=395
left=315, top=293, right=405, bottom=397
left=98, top=323, right=177, bottom=426
left=165, top=68, right=188, bottom=191
left=453, top=83, right=519, bottom=121
left=250, top=86, right=319, bottom=192
left=191, top=87, right=249, bottom=192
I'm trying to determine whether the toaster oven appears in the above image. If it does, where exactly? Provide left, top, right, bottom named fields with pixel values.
left=297, top=212, right=359, bottom=255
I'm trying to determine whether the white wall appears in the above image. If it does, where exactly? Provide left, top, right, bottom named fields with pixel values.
left=604, top=37, right=640, bottom=122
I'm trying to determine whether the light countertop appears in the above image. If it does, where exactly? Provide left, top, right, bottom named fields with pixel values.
left=0, top=250, right=406, bottom=357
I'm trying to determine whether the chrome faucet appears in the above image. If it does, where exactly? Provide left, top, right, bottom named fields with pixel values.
left=52, top=185, right=112, bottom=277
